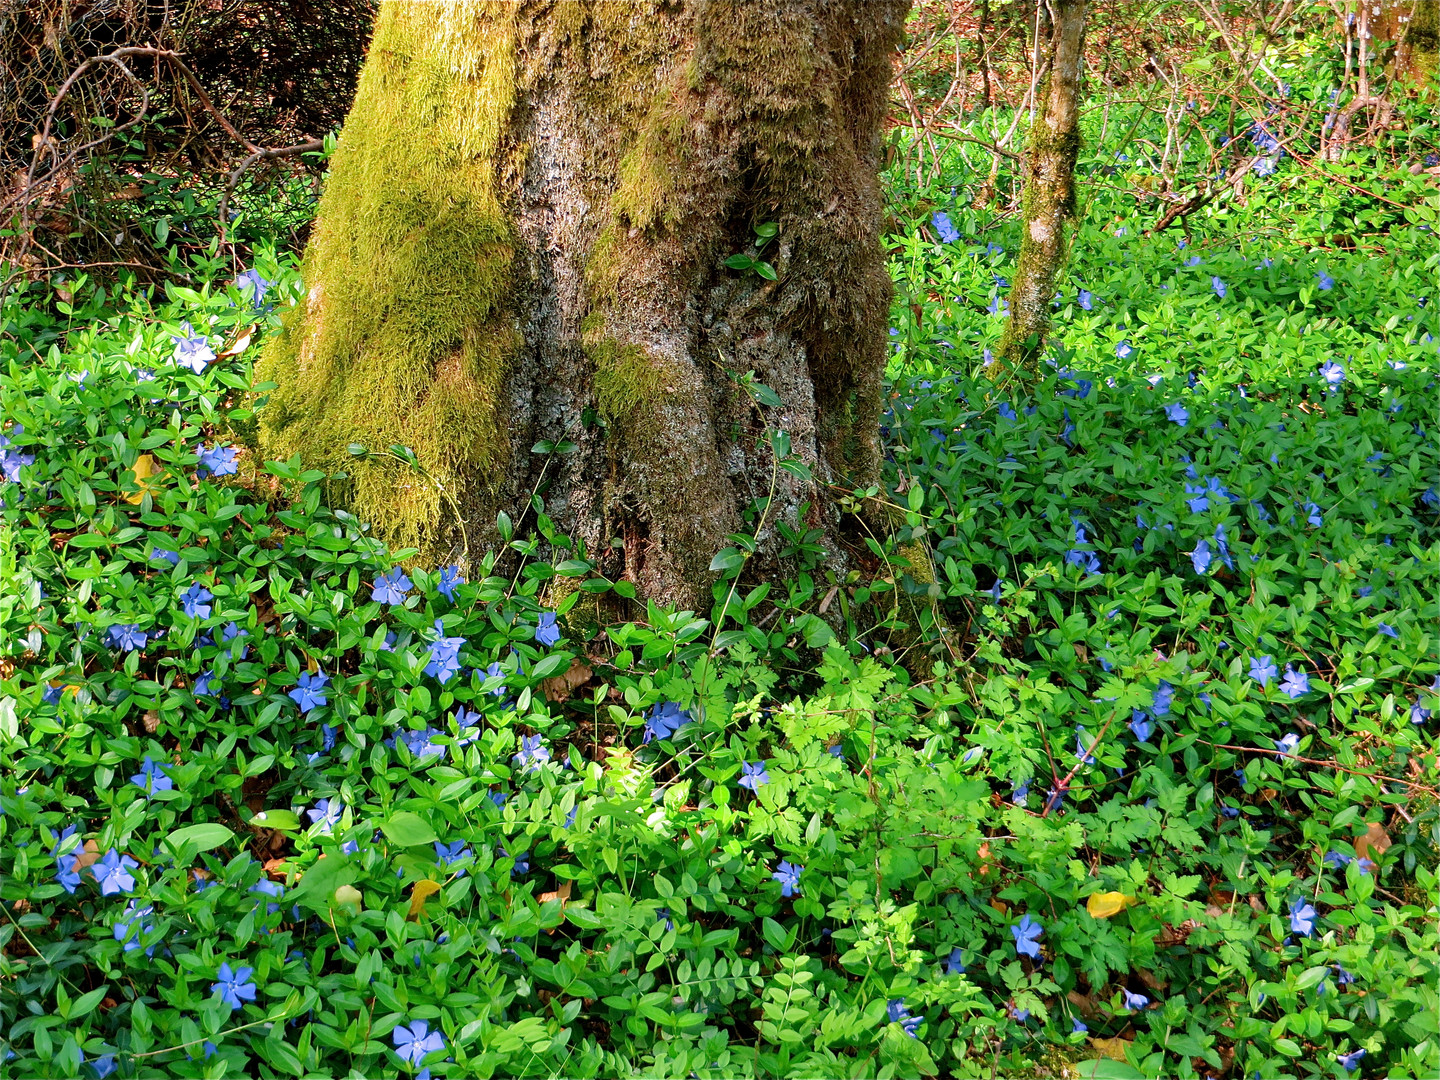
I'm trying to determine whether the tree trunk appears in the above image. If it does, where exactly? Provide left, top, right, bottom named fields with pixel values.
left=991, top=0, right=1086, bottom=375
left=256, top=0, right=906, bottom=609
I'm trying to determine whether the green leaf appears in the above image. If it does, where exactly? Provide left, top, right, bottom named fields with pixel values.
left=381, top=812, right=437, bottom=847
left=709, top=548, right=746, bottom=572
left=165, top=823, right=235, bottom=852
left=250, top=810, right=302, bottom=832
left=1075, top=1062, right=1146, bottom=1080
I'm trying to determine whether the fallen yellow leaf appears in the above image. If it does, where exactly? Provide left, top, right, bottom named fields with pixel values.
left=1088, top=1036, right=1132, bottom=1061
left=407, top=879, right=442, bottom=921
left=124, top=454, right=158, bottom=505
left=1087, top=891, right=1139, bottom=919
left=333, top=884, right=363, bottom=913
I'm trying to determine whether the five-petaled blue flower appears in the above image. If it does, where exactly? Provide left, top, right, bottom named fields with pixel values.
left=739, top=761, right=770, bottom=790
left=51, top=825, right=81, bottom=892
left=196, top=443, right=238, bottom=478
left=106, top=624, right=148, bottom=652
left=436, top=564, right=464, bottom=601
left=180, top=583, right=213, bottom=619
left=211, top=963, right=257, bottom=1011
left=372, top=567, right=412, bottom=606
left=1249, top=655, right=1278, bottom=687
left=1192, top=539, right=1213, bottom=575
left=931, top=212, right=960, bottom=244
left=95, top=849, right=139, bottom=895
left=425, top=621, right=466, bottom=682
left=1316, top=269, right=1335, bottom=291
left=1122, top=989, right=1149, bottom=1010
left=1279, top=665, right=1310, bottom=699
left=483, top=661, right=507, bottom=698
left=171, top=323, right=215, bottom=373
left=1115, top=340, right=1134, bottom=360
left=772, top=860, right=803, bottom=898
left=150, top=545, right=180, bottom=566
left=393, top=1019, right=446, bottom=1067
left=1164, top=402, right=1189, bottom=426
left=1151, top=681, right=1174, bottom=716
left=534, top=611, right=561, bottom=647
left=513, top=734, right=551, bottom=772
left=130, top=756, right=173, bottom=796
left=234, top=268, right=272, bottom=309
left=1072, top=1017, right=1088, bottom=1034
left=1275, top=732, right=1300, bottom=757
left=1211, top=276, right=1227, bottom=298
left=306, top=797, right=343, bottom=833
left=1377, top=622, right=1398, bottom=639
left=1289, top=897, right=1316, bottom=936
left=1411, top=700, right=1432, bottom=725
left=643, top=701, right=690, bottom=743
left=434, top=840, right=472, bottom=874
left=1319, top=359, right=1345, bottom=387
left=289, top=671, right=329, bottom=713
left=1011, top=914, right=1043, bottom=958
left=1129, top=709, right=1152, bottom=742
left=1078, top=289, right=1093, bottom=311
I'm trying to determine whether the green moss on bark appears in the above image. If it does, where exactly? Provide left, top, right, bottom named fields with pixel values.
left=255, top=1, right=519, bottom=555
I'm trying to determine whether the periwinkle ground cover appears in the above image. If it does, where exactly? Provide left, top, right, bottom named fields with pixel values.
left=1, top=117, right=1438, bottom=1080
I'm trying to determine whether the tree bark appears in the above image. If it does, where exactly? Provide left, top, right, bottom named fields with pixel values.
left=991, top=0, right=1086, bottom=375
left=256, top=0, right=907, bottom=609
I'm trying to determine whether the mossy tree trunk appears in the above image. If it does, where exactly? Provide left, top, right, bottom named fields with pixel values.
left=257, top=0, right=906, bottom=609
left=991, top=0, right=1087, bottom=375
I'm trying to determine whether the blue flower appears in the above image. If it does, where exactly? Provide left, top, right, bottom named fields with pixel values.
left=1249, top=655, right=1278, bottom=687
left=534, top=611, right=561, bottom=647
left=434, top=840, right=472, bottom=874
left=1316, top=269, right=1335, bottom=291
left=1215, top=524, right=1234, bottom=570
left=196, top=444, right=238, bottom=478
left=171, top=323, right=215, bottom=373
left=50, top=826, right=81, bottom=892
left=113, top=902, right=156, bottom=954
left=1336, top=1049, right=1365, bottom=1072
left=1275, top=733, right=1300, bottom=757
left=1288, top=897, right=1316, bottom=936
left=424, top=622, right=466, bottom=682
left=1011, top=779, right=1030, bottom=804
left=1129, top=710, right=1152, bottom=742
left=1151, top=681, right=1174, bottom=717
left=1279, top=666, right=1309, bottom=699
left=1323, top=850, right=1352, bottom=870
left=1303, top=500, right=1323, bottom=527
left=886, top=999, right=921, bottom=1037
left=194, top=670, right=218, bottom=696
left=1377, top=622, right=1398, bottom=639
left=130, top=756, right=174, bottom=796
left=998, top=402, right=1017, bottom=421
left=483, top=662, right=507, bottom=697
left=180, top=583, right=213, bottom=619
left=1011, top=914, right=1043, bottom=958
left=95, top=849, right=139, bottom=895
left=1212, top=276, right=1227, bottom=298
left=1411, top=701, right=1432, bottom=725
left=372, top=567, right=412, bottom=606
left=988, top=294, right=1009, bottom=316
left=234, top=268, right=272, bottom=309
left=1116, top=340, right=1134, bottom=360
left=931, top=211, right=960, bottom=244
left=1184, top=255, right=1202, bottom=267
left=643, top=701, right=691, bottom=743
left=1165, top=402, right=1189, bottom=426
left=289, top=671, right=329, bottom=713
left=150, top=545, right=180, bottom=565
left=92, top=1053, right=117, bottom=1078
left=739, top=761, right=770, bottom=790
left=1122, top=989, right=1149, bottom=1010
left=436, top=564, right=465, bottom=601
left=106, top=624, right=148, bottom=652
left=513, top=734, right=551, bottom=773
left=1334, top=964, right=1355, bottom=986
left=211, top=963, right=257, bottom=1010
left=1319, top=359, right=1345, bottom=387
left=1075, top=728, right=1096, bottom=765
left=945, top=947, right=966, bottom=975
left=1078, top=289, right=1093, bottom=311
left=772, top=860, right=803, bottom=898
left=306, top=797, right=344, bottom=833
left=1192, top=539, right=1213, bottom=575
left=1072, top=1017, right=1088, bottom=1034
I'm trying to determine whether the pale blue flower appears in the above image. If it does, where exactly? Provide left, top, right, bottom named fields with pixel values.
left=211, top=963, right=256, bottom=1010
left=739, top=761, right=770, bottom=790
left=372, top=567, right=412, bottom=605
left=1011, top=914, right=1043, bottom=958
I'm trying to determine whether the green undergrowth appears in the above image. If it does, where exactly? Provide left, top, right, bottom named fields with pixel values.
left=1, top=72, right=1439, bottom=1080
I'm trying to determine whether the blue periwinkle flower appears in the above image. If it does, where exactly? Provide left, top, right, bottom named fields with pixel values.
left=739, top=761, right=770, bottom=790
left=1165, top=402, right=1189, bottom=426
left=211, top=963, right=257, bottom=1011
left=772, top=860, right=803, bottom=898
left=1249, top=655, right=1278, bottom=687
left=289, top=671, right=329, bottom=713
left=1011, top=914, right=1043, bottom=958
left=534, top=611, right=561, bottom=646
left=931, top=212, right=960, bottom=244
left=392, top=1019, right=446, bottom=1067
left=1288, top=897, right=1316, bottom=936
left=372, top=567, right=412, bottom=605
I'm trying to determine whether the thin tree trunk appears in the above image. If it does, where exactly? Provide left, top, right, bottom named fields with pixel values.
left=991, top=0, right=1087, bottom=375
left=256, top=0, right=906, bottom=609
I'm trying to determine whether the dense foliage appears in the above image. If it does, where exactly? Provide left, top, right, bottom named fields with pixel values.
left=2, top=53, right=1438, bottom=1080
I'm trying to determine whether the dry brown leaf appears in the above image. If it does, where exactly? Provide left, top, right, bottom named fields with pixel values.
left=1086, top=891, right=1139, bottom=919
left=143, top=710, right=160, bottom=733
left=1089, top=1036, right=1132, bottom=1061
left=1354, top=821, right=1391, bottom=863
left=72, top=839, right=101, bottom=873
left=1134, top=967, right=1168, bottom=993
left=1067, top=990, right=1102, bottom=1021
left=541, top=659, right=593, bottom=703
left=407, top=879, right=443, bottom=921
left=537, top=880, right=574, bottom=905
left=989, top=897, right=1009, bottom=916
left=219, top=330, right=253, bottom=357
